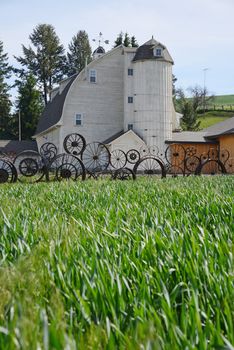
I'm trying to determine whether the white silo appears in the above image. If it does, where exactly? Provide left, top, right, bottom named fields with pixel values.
left=124, top=38, right=174, bottom=154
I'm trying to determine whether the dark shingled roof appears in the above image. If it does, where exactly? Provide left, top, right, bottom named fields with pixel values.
left=35, top=74, right=78, bottom=136
left=204, top=116, right=234, bottom=138
left=133, top=38, right=173, bottom=63
left=0, top=140, right=38, bottom=154
left=102, top=130, right=124, bottom=144
left=94, top=46, right=105, bottom=54
left=165, top=131, right=217, bottom=144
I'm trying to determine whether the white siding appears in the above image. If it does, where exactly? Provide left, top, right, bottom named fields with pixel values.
left=60, top=47, right=125, bottom=149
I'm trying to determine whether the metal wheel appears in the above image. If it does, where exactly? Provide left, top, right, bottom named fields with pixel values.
left=219, top=149, right=230, bottom=164
left=149, top=145, right=159, bottom=156
left=40, top=142, right=57, bottom=161
left=63, top=133, right=86, bottom=156
left=82, top=142, right=110, bottom=172
left=185, top=156, right=201, bottom=173
left=208, top=148, right=219, bottom=160
left=112, top=167, right=136, bottom=180
left=186, top=146, right=197, bottom=157
left=126, top=149, right=140, bottom=164
left=133, top=157, right=166, bottom=178
left=195, top=159, right=227, bottom=175
left=225, top=158, right=234, bottom=174
left=165, top=144, right=186, bottom=166
left=49, top=154, right=86, bottom=181
left=0, top=159, right=17, bottom=183
left=110, top=149, right=127, bottom=169
left=14, top=151, right=45, bottom=183
left=139, top=145, right=149, bottom=158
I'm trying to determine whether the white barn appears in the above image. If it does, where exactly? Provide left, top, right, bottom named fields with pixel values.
left=35, top=38, right=179, bottom=154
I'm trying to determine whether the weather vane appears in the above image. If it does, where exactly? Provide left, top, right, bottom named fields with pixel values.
left=92, top=32, right=109, bottom=47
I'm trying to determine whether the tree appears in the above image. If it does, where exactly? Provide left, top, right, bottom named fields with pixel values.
left=0, top=40, right=12, bottom=138
left=13, top=74, right=43, bottom=139
left=66, top=30, right=92, bottom=76
left=15, top=24, right=67, bottom=105
left=176, top=88, right=201, bottom=131
left=114, top=32, right=139, bottom=48
left=131, top=36, right=138, bottom=47
left=123, top=33, right=131, bottom=47
left=114, top=32, right=124, bottom=47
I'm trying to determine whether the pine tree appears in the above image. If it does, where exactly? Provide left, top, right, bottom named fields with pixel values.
left=114, top=32, right=124, bottom=47
left=176, top=88, right=201, bottom=131
left=67, top=30, right=92, bottom=76
left=0, top=40, right=12, bottom=138
left=13, top=74, right=43, bottom=139
left=123, top=33, right=131, bottom=47
left=131, top=36, right=138, bottom=47
left=15, top=24, right=67, bottom=105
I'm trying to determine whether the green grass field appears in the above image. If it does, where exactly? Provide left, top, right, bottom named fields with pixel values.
left=0, top=178, right=233, bottom=349
left=198, top=110, right=234, bottom=129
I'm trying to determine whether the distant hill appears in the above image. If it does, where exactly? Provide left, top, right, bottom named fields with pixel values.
left=198, top=110, right=234, bottom=129
left=205, top=94, right=234, bottom=111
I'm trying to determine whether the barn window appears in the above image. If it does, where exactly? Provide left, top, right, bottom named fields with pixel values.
left=128, top=68, right=133, bottom=76
left=89, top=69, right=96, bottom=83
left=128, top=124, right=133, bottom=130
left=154, top=47, right=162, bottom=57
left=128, top=96, right=133, bottom=103
left=75, top=113, right=83, bottom=126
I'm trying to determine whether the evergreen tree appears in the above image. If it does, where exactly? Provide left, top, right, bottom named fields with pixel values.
left=131, top=36, right=138, bottom=47
left=13, top=74, right=43, bottom=139
left=15, top=24, right=67, bottom=105
left=67, top=30, right=92, bottom=76
left=114, top=32, right=139, bottom=47
left=114, top=32, right=124, bottom=47
left=176, top=88, right=200, bottom=131
left=0, top=40, right=12, bottom=138
left=123, top=33, right=131, bottom=47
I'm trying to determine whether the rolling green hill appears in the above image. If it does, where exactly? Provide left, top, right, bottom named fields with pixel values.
left=198, top=110, right=234, bottom=129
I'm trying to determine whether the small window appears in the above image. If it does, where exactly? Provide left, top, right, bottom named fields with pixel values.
left=128, top=68, right=133, bottom=76
left=128, top=96, right=133, bottom=103
left=154, top=48, right=162, bottom=57
left=75, top=113, right=83, bottom=126
left=89, top=69, right=96, bottom=83
left=128, top=124, right=133, bottom=130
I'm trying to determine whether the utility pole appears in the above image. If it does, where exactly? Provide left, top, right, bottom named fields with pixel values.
left=18, top=109, right=21, bottom=141
left=203, top=68, right=209, bottom=113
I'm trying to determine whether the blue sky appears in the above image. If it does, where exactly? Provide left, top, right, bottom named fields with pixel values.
left=1, top=0, right=234, bottom=98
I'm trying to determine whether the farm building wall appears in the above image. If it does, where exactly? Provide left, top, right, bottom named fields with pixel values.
left=218, top=134, right=234, bottom=173
left=60, top=47, right=124, bottom=149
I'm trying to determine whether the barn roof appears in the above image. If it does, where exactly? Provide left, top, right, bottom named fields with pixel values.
left=0, top=140, right=38, bottom=155
left=133, top=38, right=174, bottom=64
left=203, top=116, right=234, bottom=138
left=165, top=131, right=217, bottom=144
left=35, top=74, right=78, bottom=136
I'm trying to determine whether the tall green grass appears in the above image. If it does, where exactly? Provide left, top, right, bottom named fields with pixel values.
left=0, top=177, right=233, bottom=349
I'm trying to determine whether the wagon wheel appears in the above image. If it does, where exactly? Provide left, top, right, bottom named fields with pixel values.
left=219, top=149, right=230, bottom=164
left=165, top=144, right=186, bottom=166
left=0, top=159, right=17, bottom=183
left=185, top=156, right=201, bottom=173
left=200, top=152, right=209, bottom=163
left=195, top=159, right=227, bottom=175
left=82, top=142, right=110, bottom=172
left=63, top=133, right=86, bottom=156
left=126, top=149, right=140, bottom=164
left=110, top=149, right=127, bottom=169
left=14, top=151, right=45, bottom=183
left=167, top=165, right=185, bottom=177
left=208, top=148, right=219, bottom=160
left=225, top=158, right=234, bottom=174
left=186, top=146, right=197, bottom=157
left=139, top=145, right=149, bottom=158
left=112, top=167, right=136, bottom=181
left=49, top=154, right=86, bottom=181
left=40, top=142, right=57, bottom=161
left=149, top=145, right=159, bottom=156
left=133, top=157, right=166, bottom=178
